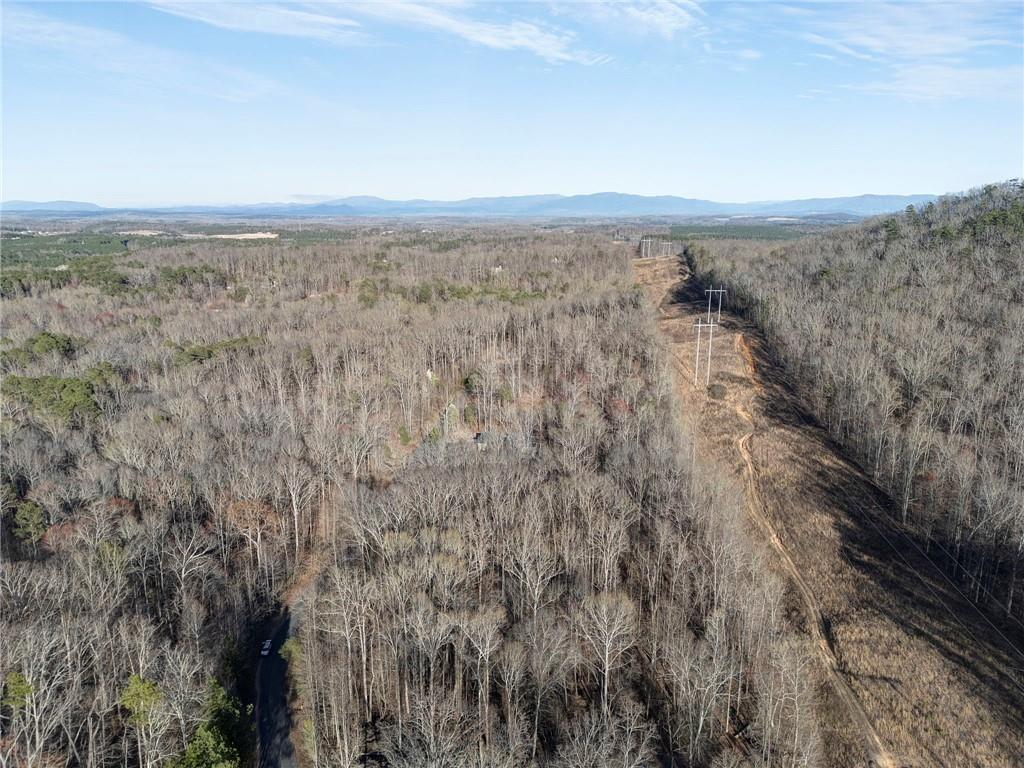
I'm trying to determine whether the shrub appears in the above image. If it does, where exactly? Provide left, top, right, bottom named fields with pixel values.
left=4, top=375, right=97, bottom=422
left=357, top=278, right=380, bottom=308
left=159, top=264, right=226, bottom=287
left=1, top=332, right=81, bottom=368
left=120, top=675, right=163, bottom=726
left=1, top=363, right=117, bottom=422
left=13, top=500, right=46, bottom=547
left=463, top=369, right=482, bottom=395
left=173, top=683, right=251, bottom=768
left=2, top=672, right=33, bottom=713
left=170, top=336, right=263, bottom=367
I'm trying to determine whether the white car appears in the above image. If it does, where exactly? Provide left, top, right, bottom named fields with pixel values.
left=261, top=639, right=273, bottom=657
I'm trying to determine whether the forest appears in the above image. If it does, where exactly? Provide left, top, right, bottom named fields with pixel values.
left=1, top=227, right=818, bottom=766
left=687, top=182, right=1024, bottom=620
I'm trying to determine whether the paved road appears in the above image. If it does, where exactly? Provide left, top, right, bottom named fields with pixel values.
left=257, top=612, right=297, bottom=768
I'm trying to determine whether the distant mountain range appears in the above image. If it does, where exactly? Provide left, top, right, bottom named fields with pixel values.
left=1, top=192, right=937, bottom=218
left=3, top=200, right=106, bottom=212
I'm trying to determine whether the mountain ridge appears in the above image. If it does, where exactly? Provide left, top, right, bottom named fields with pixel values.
left=2, top=192, right=938, bottom=217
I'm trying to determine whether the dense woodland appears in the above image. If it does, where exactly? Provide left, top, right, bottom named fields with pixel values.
left=1, top=228, right=817, bottom=767
left=688, top=182, right=1024, bottom=619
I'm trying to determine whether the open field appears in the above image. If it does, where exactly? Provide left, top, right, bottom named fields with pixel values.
left=183, top=232, right=280, bottom=240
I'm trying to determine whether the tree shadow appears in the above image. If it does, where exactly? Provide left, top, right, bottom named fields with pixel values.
left=258, top=610, right=297, bottom=768
left=743, top=314, right=1024, bottom=755
left=672, top=258, right=1024, bottom=760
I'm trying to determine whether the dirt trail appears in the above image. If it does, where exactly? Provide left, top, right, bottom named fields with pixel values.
left=633, top=254, right=1024, bottom=768
left=653, top=255, right=894, bottom=767
left=736, top=395, right=896, bottom=768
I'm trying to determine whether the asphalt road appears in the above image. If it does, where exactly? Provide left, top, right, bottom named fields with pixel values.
left=257, top=612, right=297, bottom=768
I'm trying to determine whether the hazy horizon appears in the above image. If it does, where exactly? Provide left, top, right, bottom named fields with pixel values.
left=2, top=189, right=948, bottom=209
left=3, top=1, right=1021, bottom=207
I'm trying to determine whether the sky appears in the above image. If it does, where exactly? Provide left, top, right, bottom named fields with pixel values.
left=2, top=1, right=1022, bottom=206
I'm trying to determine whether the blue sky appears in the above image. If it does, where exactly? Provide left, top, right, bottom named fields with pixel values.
left=2, top=1, right=1022, bottom=206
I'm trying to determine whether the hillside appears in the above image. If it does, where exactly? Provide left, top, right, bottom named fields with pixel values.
left=635, top=250, right=1024, bottom=767
left=687, top=182, right=1024, bottom=620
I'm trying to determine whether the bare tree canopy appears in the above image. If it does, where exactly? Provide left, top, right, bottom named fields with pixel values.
left=686, top=182, right=1024, bottom=620
left=2, top=223, right=822, bottom=767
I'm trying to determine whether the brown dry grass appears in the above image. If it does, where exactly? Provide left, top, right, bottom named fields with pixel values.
left=633, top=254, right=1024, bottom=768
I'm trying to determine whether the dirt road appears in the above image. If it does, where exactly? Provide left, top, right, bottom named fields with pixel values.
left=634, top=254, right=1024, bottom=768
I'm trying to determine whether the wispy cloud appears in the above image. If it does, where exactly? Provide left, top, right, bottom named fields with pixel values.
left=796, top=2, right=1022, bottom=101
left=565, top=0, right=705, bottom=39
left=151, top=1, right=366, bottom=44
left=150, top=1, right=609, bottom=65
left=800, top=31, right=874, bottom=62
left=700, top=39, right=763, bottom=71
left=850, top=64, right=1022, bottom=102
left=801, top=2, right=1018, bottom=61
left=3, top=6, right=274, bottom=102
left=354, top=1, right=607, bottom=64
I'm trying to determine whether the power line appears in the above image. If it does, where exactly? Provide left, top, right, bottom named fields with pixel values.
left=882, top=511, right=1024, bottom=633
left=859, top=496, right=1024, bottom=664
left=852, top=496, right=1024, bottom=694
left=686, top=266, right=1024, bottom=705
left=706, top=286, right=726, bottom=323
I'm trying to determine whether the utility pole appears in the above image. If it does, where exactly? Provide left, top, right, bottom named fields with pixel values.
left=694, top=320, right=701, bottom=385
left=694, top=319, right=716, bottom=386
left=706, top=319, right=714, bottom=386
left=705, top=286, right=726, bottom=322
